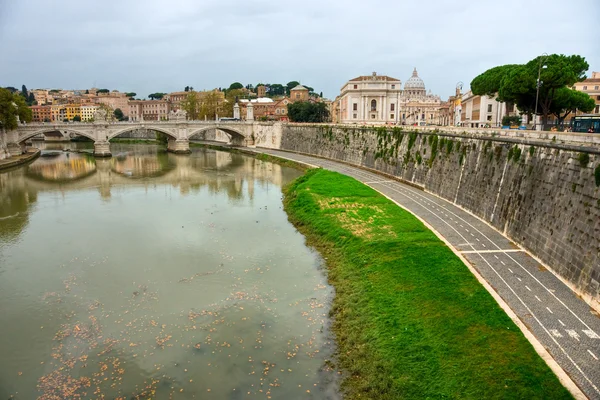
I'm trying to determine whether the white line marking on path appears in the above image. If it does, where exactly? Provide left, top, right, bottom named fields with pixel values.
left=583, top=330, right=600, bottom=339
left=535, top=295, right=542, bottom=302
left=460, top=249, right=524, bottom=254
left=588, top=350, right=598, bottom=361
left=546, top=307, right=553, bottom=314
left=551, top=329, right=563, bottom=338
left=567, top=330, right=580, bottom=341
left=559, top=319, right=566, bottom=327
left=526, top=286, right=531, bottom=291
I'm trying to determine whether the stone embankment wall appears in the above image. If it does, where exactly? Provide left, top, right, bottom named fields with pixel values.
left=279, top=124, right=600, bottom=304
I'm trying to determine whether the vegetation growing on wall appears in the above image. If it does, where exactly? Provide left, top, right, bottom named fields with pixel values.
left=577, top=152, right=590, bottom=168
left=508, top=145, right=522, bottom=163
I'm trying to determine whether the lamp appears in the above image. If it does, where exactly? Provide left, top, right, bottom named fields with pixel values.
left=533, top=53, right=548, bottom=131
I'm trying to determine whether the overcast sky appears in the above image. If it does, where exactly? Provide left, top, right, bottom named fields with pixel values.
left=0, top=0, right=598, bottom=100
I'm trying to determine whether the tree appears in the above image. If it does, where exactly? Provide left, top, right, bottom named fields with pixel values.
left=228, top=82, right=244, bottom=91
left=549, top=88, right=595, bottom=124
left=269, top=84, right=285, bottom=97
left=502, top=115, right=522, bottom=126
left=0, top=88, right=32, bottom=130
left=73, top=115, right=81, bottom=122
left=199, top=91, right=224, bottom=120
left=27, top=92, right=36, bottom=105
left=471, top=65, right=519, bottom=97
left=97, top=89, right=110, bottom=94
left=471, top=54, right=589, bottom=127
left=148, top=92, right=166, bottom=100
left=287, top=101, right=329, bottom=123
left=5, top=86, right=18, bottom=93
left=114, top=108, right=125, bottom=121
left=85, top=89, right=89, bottom=94
left=222, top=89, right=246, bottom=117
left=125, top=92, right=136, bottom=98
left=21, top=85, right=28, bottom=99
left=180, top=91, right=200, bottom=120
left=98, top=103, right=116, bottom=121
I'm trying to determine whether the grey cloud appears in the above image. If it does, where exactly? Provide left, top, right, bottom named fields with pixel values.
left=0, top=0, right=598, bottom=99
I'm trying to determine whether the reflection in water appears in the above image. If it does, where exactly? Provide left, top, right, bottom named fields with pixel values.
left=27, top=153, right=97, bottom=182
left=0, top=143, right=339, bottom=399
left=0, top=171, right=37, bottom=242
left=111, top=151, right=174, bottom=178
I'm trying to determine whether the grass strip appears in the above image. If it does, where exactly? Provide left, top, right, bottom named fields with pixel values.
left=283, top=168, right=572, bottom=400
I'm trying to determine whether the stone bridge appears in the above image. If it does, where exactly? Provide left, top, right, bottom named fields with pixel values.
left=5, top=119, right=282, bottom=157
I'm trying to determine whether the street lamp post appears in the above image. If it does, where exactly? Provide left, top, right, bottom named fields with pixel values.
left=533, top=53, right=548, bottom=131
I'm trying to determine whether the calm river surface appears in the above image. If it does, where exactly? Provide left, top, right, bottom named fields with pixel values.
left=0, top=143, right=338, bottom=399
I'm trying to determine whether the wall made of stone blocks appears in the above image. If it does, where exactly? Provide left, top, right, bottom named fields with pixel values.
left=280, top=124, right=600, bottom=302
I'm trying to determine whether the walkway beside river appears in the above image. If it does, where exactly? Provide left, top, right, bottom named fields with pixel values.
left=0, top=148, right=40, bottom=171
left=245, top=146, right=600, bottom=399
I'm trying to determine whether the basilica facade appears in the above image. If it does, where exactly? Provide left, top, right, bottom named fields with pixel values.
left=335, top=69, right=442, bottom=125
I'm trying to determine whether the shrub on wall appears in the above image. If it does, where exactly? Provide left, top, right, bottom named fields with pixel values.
left=577, top=152, right=590, bottom=168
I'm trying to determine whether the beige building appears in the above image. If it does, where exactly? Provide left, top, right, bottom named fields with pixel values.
left=574, top=71, right=600, bottom=115
left=460, top=90, right=509, bottom=128
left=337, top=69, right=441, bottom=125
left=129, top=100, right=171, bottom=121
left=31, top=89, right=52, bottom=105
left=96, top=92, right=130, bottom=116
left=289, top=85, right=309, bottom=102
left=81, top=105, right=100, bottom=121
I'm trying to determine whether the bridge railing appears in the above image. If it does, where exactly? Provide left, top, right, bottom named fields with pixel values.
left=18, top=119, right=256, bottom=128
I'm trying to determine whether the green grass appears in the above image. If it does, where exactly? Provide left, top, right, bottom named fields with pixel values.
left=283, top=169, right=572, bottom=400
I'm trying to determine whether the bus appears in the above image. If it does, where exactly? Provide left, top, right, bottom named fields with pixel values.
left=571, top=115, right=600, bottom=133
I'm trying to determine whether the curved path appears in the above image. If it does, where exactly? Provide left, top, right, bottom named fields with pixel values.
left=249, top=147, right=600, bottom=399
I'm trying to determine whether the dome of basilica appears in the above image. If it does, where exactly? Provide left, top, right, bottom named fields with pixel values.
left=404, top=68, right=425, bottom=91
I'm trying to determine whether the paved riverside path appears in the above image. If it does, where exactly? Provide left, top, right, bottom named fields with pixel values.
left=251, top=147, right=600, bottom=399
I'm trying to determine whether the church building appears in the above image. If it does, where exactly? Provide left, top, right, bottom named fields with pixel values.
left=336, top=69, right=441, bottom=125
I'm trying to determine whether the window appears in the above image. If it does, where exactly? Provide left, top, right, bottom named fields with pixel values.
left=402, top=113, right=405, bottom=120
left=391, top=85, right=395, bottom=89
left=596, top=86, right=599, bottom=90
left=487, top=115, right=492, bottom=121
left=583, top=86, right=587, bottom=90
left=430, top=114, right=433, bottom=119
left=295, top=94, right=300, bottom=99
left=371, top=99, right=377, bottom=111
left=596, top=105, right=600, bottom=114
left=597, top=95, right=600, bottom=100
left=353, top=103, right=358, bottom=111
left=353, top=85, right=358, bottom=89
left=421, top=113, right=425, bottom=120
left=371, top=114, right=376, bottom=119
left=487, top=104, right=493, bottom=112
left=390, top=114, right=395, bottom=119
left=390, top=103, right=395, bottom=111
left=353, top=113, right=357, bottom=119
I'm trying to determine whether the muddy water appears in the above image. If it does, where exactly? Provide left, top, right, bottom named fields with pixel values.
left=0, top=143, right=338, bottom=399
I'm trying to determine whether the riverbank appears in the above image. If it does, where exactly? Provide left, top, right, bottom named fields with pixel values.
left=0, top=148, right=40, bottom=171
left=283, top=168, right=572, bottom=399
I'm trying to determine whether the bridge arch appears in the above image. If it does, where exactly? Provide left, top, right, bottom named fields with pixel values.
left=186, top=126, right=246, bottom=142
left=18, top=128, right=96, bottom=144
left=107, top=126, right=177, bottom=141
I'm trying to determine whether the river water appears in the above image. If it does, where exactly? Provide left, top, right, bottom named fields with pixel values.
left=0, top=143, right=338, bottom=399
